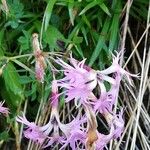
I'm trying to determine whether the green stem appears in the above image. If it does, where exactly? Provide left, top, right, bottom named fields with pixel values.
left=8, top=54, right=33, bottom=60
left=0, top=53, right=33, bottom=61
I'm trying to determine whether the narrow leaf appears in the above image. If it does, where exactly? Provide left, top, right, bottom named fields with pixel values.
left=89, top=18, right=110, bottom=66
left=12, top=59, right=35, bottom=74
left=79, top=1, right=98, bottom=15
left=68, top=0, right=75, bottom=25
left=44, top=0, right=57, bottom=31
left=99, top=3, right=111, bottom=16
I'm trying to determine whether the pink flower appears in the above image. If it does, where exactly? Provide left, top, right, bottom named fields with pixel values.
left=94, top=95, right=113, bottom=114
left=0, top=101, right=9, bottom=116
left=16, top=100, right=61, bottom=146
left=44, top=111, right=86, bottom=149
left=96, top=126, right=114, bottom=150
left=98, top=52, right=138, bottom=85
left=16, top=114, right=50, bottom=144
left=59, top=115, right=86, bottom=150
left=93, top=80, right=120, bottom=114
left=95, top=110, right=124, bottom=149
left=60, top=130, right=86, bottom=150
left=17, top=52, right=136, bottom=149
left=56, top=55, right=97, bottom=106
left=17, top=80, right=86, bottom=149
left=46, top=79, right=87, bottom=149
left=112, top=109, right=124, bottom=139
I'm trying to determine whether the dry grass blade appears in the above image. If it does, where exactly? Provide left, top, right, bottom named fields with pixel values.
left=130, top=1, right=150, bottom=149
left=116, top=1, right=150, bottom=150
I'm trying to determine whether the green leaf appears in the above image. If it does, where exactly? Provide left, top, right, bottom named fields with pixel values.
left=25, top=82, right=37, bottom=101
left=79, top=1, right=99, bottom=15
left=68, top=22, right=83, bottom=42
left=6, top=0, right=24, bottom=29
left=19, top=76, right=33, bottom=84
left=44, top=25, right=65, bottom=50
left=43, top=0, right=57, bottom=31
left=0, top=33, right=5, bottom=59
left=81, top=27, right=88, bottom=45
left=3, top=63, right=23, bottom=98
left=1, top=63, right=24, bottom=108
left=0, top=29, right=5, bottom=52
left=73, top=35, right=83, bottom=44
left=0, top=80, right=21, bottom=109
left=0, top=131, right=9, bottom=141
left=108, top=14, right=119, bottom=51
left=50, top=14, right=60, bottom=28
left=81, top=15, right=91, bottom=28
left=108, top=0, right=121, bottom=51
left=12, top=59, right=34, bottom=74
left=5, top=20, right=19, bottom=29
left=99, top=3, right=111, bottom=16
left=18, top=30, right=30, bottom=52
left=74, top=44, right=84, bottom=58
left=89, top=17, right=110, bottom=66
left=68, top=0, right=75, bottom=25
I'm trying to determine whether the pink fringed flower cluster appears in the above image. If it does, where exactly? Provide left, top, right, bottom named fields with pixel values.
left=16, top=53, right=137, bottom=150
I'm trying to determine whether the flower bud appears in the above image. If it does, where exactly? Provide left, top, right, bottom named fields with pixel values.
left=35, top=59, right=45, bottom=83
left=32, top=33, right=46, bottom=83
